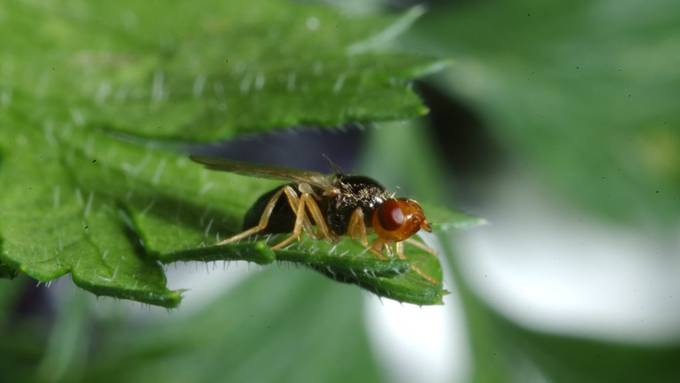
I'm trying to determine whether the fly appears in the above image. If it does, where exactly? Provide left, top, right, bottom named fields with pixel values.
left=190, top=155, right=438, bottom=283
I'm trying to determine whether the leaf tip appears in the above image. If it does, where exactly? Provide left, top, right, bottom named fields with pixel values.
left=165, top=290, right=185, bottom=308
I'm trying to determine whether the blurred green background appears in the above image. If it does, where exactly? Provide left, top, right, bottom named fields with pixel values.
left=2, top=0, right=680, bottom=382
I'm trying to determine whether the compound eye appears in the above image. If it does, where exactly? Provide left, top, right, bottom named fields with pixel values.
left=378, top=199, right=404, bottom=231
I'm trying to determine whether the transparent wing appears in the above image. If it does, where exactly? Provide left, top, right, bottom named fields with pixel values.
left=190, top=155, right=335, bottom=189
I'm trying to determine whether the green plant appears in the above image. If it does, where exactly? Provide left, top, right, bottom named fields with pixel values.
left=0, top=0, right=476, bottom=308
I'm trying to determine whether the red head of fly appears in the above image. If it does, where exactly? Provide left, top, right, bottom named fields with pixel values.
left=371, top=198, right=432, bottom=243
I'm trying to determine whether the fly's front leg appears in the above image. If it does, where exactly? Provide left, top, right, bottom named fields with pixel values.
left=395, top=241, right=405, bottom=259
left=405, top=238, right=437, bottom=257
left=347, top=208, right=368, bottom=246
left=367, top=238, right=388, bottom=260
left=346, top=208, right=386, bottom=259
left=396, top=241, right=439, bottom=285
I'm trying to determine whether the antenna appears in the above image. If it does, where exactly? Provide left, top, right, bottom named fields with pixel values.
left=321, top=153, right=345, bottom=175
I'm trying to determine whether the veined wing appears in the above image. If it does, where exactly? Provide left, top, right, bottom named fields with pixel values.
left=190, top=155, right=335, bottom=189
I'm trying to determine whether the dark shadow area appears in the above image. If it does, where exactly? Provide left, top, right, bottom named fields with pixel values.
left=415, top=81, right=506, bottom=206
left=416, top=82, right=503, bottom=177
left=10, top=278, right=54, bottom=324
left=187, top=124, right=367, bottom=174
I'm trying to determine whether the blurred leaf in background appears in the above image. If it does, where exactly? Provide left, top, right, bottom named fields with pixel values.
left=0, top=269, right=385, bottom=383
left=442, top=237, right=680, bottom=383
left=404, top=0, right=680, bottom=229
left=396, top=1, right=680, bottom=382
left=0, top=279, right=49, bottom=383
left=366, top=115, right=680, bottom=383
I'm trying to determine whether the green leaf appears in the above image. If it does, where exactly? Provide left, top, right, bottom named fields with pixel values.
left=0, top=121, right=180, bottom=307
left=0, top=0, right=467, bottom=307
left=314, top=237, right=446, bottom=305
left=406, top=0, right=680, bottom=227
left=422, top=202, right=487, bottom=231
left=159, top=235, right=410, bottom=278
left=1, top=0, right=442, bottom=141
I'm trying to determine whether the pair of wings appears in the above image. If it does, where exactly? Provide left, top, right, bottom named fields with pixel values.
left=190, top=155, right=336, bottom=190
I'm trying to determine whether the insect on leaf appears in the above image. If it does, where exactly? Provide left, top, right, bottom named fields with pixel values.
left=0, top=0, right=465, bottom=306
left=62, top=129, right=479, bottom=305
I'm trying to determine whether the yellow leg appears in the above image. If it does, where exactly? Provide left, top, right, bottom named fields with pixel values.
left=217, top=186, right=300, bottom=246
left=395, top=241, right=406, bottom=259
left=347, top=208, right=368, bottom=246
left=217, top=188, right=284, bottom=245
left=301, top=194, right=336, bottom=241
left=282, top=186, right=314, bottom=236
left=405, top=238, right=438, bottom=257
left=368, top=238, right=388, bottom=260
left=270, top=191, right=309, bottom=250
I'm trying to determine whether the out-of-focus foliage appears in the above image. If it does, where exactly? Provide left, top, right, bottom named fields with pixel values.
left=370, top=118, right=680, bottom=383
left=0, top=280, right=48, bottom=383
left=402, top=1, right=680, bottom=377
left=405, top=0, right=680, bottom=228
left=401, top=1, right=680, bottom=374
left=36, top=288, right=90, bottom=383
left=82, top=270, right=383, bottom=383
left=442, top=237, right=680, bottom=383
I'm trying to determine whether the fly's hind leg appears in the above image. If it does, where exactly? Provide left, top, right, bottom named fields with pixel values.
left=217, top=186, right=300, bottom=246
left=282, top=186, right=314, bottom=236
left=271, top=192, right=336, bottom=249
left=301, top=194, right=335, bottom=241
left=270, top=192, right=313, bottom=250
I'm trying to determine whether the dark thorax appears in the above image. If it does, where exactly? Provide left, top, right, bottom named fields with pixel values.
left=324, top=175, right=394, bottom=235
